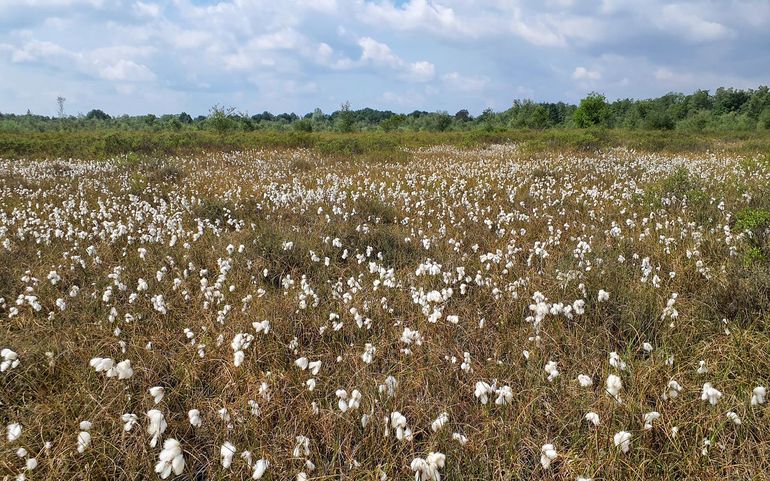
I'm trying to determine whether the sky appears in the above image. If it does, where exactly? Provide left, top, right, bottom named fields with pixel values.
left=0, top=0, right=769, bottom=117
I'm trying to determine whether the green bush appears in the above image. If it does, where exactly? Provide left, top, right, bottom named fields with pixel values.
left=735, top=207, right=770, bottom=232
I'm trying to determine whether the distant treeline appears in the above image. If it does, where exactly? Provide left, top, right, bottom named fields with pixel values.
left=2, top=87, right=770, bottom=133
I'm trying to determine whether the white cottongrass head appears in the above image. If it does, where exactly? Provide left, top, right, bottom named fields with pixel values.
left=336, top=389, right=362, bottom=412
left=76, top=421, right=92, bottom=453
left=606, top=374, right=623, bottom=403
left=410, top=452, right=445, bottom=481
left=361, top=343, right=376, bottom=364
left=584, top=412, right=600, bottom=426
left=643, top=411, right=660, bottom=430
left=77, top=430, right=91, bottom=453
left=751, top=386, right=766, bottom=406
left=663, top=379, right=682, bottom=400
left=252, top=459, right=269, bottom=479
left=188, top=409, right=202, bottom=428
left=597, top=289, right=610, bottom=302
left=577, top=374, right=593, bottom=387
left=613, top=431, right=632, bottom=453
left=122, top=413, right=138, bottom=432
left=389, top=411, right=413, bottom=441
left=155, top=438, right=185, bottom=479
left=474, top=381, right=495, bottom=405
left=608, top=352, right=626, bottom=370
left=431, top=412, right=449, bottom=432
left=294, top=357, right=309, bottom=370
left=452, top=432, right=468, bottom=445
left=701, top=383, right=722, bottom=405
left=540, top=444, right=558, bottom=469
left=113, top=360, right=134, bottom=379
left=221, top=441, right=236, bottom=468
left=89, top=357, right=114, bottom=374
left=252, top=320, right=270, bottom=334
left=146, top=409, right=167, bottom=448
left=1, top=348, right=20, bottom=372
left=149, top=386, right=165, bottom=404
left=7, top=423, right=22, bottom=442
left=495, top=385, right=513, bottom=405
left=293, top=435, right=311, bottom=458
left=544, top=361, right=559, bottom=381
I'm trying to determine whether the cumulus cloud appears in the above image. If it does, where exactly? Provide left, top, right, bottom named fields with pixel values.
left=357, top=36, right=435, bottom=81
left=359, top=0, right=471, bottom=37
left=0, top=0, right=767, bottom=115
left=133, top=1, right=161, bottom=18
left=655, top=4, right=732, bottom=43
left=572, top=67, right=601, bottom=81
left=99, top=59, right=155, bottom=81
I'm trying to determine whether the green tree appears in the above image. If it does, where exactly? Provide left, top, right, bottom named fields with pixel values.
left=336, top=101, right=354, bottom=132
left=527, top=105, right=550, bottom=129
left=759, top=107, right=770, bottom=130
left=431, top=111, right=452, bottom=132
left=293, top=118, right=313, bottom=132
left=380, top=114, right=406, bottom=132
left=207, top=104, right=237, bottom=134
left=573, top=92, right=609, bottom=128
left=454, top=109, right=471, bottom=122
left=86, top=109, right=111, bottom=121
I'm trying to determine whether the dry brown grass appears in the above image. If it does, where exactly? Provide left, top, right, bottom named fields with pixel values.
left=2, top=145, right=770, bottom=480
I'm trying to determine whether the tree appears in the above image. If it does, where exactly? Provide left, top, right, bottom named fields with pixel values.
left=454, top=109, right=471, bottom=122
left=293, top=118, right=313, bottom=132
left=431, top=111, right=452, bottom=131
left=713, top=87, right=749, bottom=114
left=86, top=109, right=111, bottom=121
left=642, top=110, right=675, bottom=130
left=573, top=92, right=609, bottom=128
left=208, top=104, right=237, bottom=134
left=380, top=114, right=406, bottom=132
left=336, top=101, right=354, bottom=132
left=688, top=89, right=712, bottom=111
left=759, top=107, right=770, bottom=130
left=56, top=96, right=66, bottom=118
left=473, top=108, right=495, bottom=131
left=178, top=112, right=193, bottom=124
left=528, top=105, right=550, bottom=129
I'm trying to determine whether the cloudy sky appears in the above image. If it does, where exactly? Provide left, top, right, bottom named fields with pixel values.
left=1, top=0, right=768, bottom=116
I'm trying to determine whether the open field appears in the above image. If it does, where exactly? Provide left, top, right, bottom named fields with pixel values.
left=2, top=141, right=770, bottom=480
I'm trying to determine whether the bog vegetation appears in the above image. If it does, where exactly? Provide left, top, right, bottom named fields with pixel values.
left=2, top=135, right=770, bottom=479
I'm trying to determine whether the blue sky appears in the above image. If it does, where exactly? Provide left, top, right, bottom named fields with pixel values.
left=1, top=0, right=768, bottom=116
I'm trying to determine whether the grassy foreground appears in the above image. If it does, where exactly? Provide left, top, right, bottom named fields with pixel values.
left=1, top=140, right=770, bottom=479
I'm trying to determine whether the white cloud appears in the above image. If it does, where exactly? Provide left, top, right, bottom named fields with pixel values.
left=0, top=0, right=767, bottom=115
left=133, top=1, right=160, bottom=18
left=357, top=36, right=435, bottom=82
left=572, top=66, right=601, bottom=81
left=10, top=39, right=71, bottom=63
left=656, top=4, right=732, bottom=43
left=358, top=36, right=402, bottom=68
left=98, top=59, right=155, bottom=81
left=359, top=0, right=471, bottom=37
left=408, top=61, right=435, bottom=82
